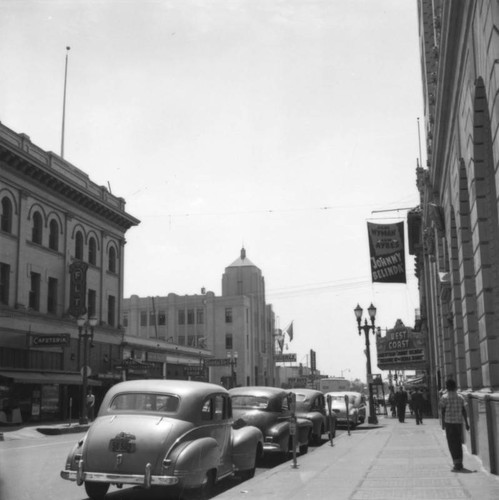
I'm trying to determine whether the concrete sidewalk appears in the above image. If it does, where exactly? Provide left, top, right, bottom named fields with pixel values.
left=218, top=415, right=499, bottom=500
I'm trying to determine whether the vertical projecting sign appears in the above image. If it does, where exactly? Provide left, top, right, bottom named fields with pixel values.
left=69, top=260, right=88, bottom=317
left=367, top=222, right=406, bottom=283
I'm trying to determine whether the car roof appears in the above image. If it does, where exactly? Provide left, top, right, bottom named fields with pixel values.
left=289, top=388, right=322, bottom=396
left=229, top=386, right=288, bottom=398
left=104, top=379, right=227, bottom=400
left=325, top=391, right=362, bottom=397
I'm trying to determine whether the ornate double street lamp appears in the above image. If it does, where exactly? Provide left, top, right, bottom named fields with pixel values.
left=227, top=350, right=238, bottom=389
left=354, top=303, right=378, bottom=425
left=77, top=316, right=97, bottom=424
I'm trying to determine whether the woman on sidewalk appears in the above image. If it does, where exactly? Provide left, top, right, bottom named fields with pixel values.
left=439, top=379, right=470, bottom=472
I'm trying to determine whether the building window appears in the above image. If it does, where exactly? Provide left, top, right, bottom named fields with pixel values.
left=47, top=277, right=58, bottom=314
left=48, top=219, right=59, bottom=251
left=108, top=246, right=117, bottom=273
left=88, top=237, right=97, bottom=265
left=178, top=309, right=185, bottom=325
left=187, top=309, right=194, bottom=324
left=29, top=272, right=41, bottom=311
left=123, top=312, right=128, bottom=327
left=225, top=333, right=233, bottom=350
left=225, top=307, right=233, bottom=323
left=149, top=311, right=156, bottom=326
left=158, top=312, right=166, bottom=325
left=197, top=308, right=204, bottom=324
left=32, top=211, right=43, bottom=244
left=0, top=263, right=10, bottom=305
left=140, top=311, right=147, bottom=326
left=75, top=231, right=84, bottom=260
left=1, top=197, right=13, bottom=233
left=108, top=295, right=116, bottom=326
left=87, top=289, right=96, bottom=318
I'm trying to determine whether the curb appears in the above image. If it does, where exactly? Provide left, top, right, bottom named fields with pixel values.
left=37, top=424, right=90, bottom=435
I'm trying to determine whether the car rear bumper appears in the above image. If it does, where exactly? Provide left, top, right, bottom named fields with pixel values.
left=60, top=469, right=179, bottom=487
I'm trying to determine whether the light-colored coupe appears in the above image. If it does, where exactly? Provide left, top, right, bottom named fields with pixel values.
left=325, top=391, right=367, bottom=428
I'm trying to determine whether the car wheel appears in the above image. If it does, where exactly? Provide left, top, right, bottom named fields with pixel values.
left=84, top=481, right=109, bottom=500
left=197, top=469, right=216, bottom=500
left=299, top=432, right=310, bottom=455
left=237, top=448, right=258, bottom=480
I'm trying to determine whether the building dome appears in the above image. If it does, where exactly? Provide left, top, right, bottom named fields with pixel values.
left=227, top=247, right=257, bottom=268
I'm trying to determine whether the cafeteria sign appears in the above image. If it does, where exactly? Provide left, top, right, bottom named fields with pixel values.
left=367, top=222, right=406, bottom=283
left=31, top=334, right=70, bottom=347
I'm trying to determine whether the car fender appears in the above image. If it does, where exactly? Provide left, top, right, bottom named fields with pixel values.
left=296, top=417, right=313, bottom=445
left=168, top=437, right=219, bottom=488
left=63, top=437, right=86, bottom=471
left=231, top=425, right=263, bottom=470
left=303, top=411, right=325, bottom=436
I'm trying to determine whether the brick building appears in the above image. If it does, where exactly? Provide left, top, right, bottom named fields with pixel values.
left=123, top=248, right=277, bottom=388
left=0, top=121, right=139, bottom=423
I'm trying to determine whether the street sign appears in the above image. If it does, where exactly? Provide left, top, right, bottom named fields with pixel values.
left=205, top=358, right=232, bottom=367
left=274, top=353, right=297, bottom=363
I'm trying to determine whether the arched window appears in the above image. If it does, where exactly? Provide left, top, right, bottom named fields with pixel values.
left=32, top=212, right=43, bottom=244
left=88, top=237, right=97, bottom=265
left=108, top=246, right=117, bottom=273
left=49, top=219, right=59, bottom=251
left=1, top=197, right=13, bottom=233
left=75, top=231, right=84, bottom=260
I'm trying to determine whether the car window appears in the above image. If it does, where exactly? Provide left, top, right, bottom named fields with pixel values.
left=231, top=395, right=269, bottom=409
left=201, top=394, right=229, bottom=421
left=110, top=393, right=180, bottom=413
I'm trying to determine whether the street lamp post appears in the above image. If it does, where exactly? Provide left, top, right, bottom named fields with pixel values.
left=77, top=316, right=97, bottom=424
left=354, top=303, right=378, bottom=425
left=227, top=350, right=238, bottom=389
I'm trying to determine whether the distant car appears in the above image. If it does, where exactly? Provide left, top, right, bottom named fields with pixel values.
left=60, top=380, right=263, bottom=500
left=289, top=388, right=337, bottom=444
left=325, top=391, right=367, bottom=428
left=229, top=386, right=313, bottom=458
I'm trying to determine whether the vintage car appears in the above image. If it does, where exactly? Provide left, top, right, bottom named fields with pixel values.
left=289, top=388, right=337, bottom=444
left=229, top=386, right=313, bottom=458
left=60, top=380, right=263, bottom=500
left=325, top=391, right=367, bottom=428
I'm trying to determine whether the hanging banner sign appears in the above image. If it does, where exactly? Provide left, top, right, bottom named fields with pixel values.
left=367, top=222, right=406, bottom=283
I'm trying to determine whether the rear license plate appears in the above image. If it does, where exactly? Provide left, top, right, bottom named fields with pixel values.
left=109, top=433, right=136, bottom=453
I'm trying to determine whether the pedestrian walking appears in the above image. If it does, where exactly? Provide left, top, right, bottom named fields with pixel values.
left=439, top=379, right=470, bottom=472
left=411, top=387, right=424, bottom=424
left=86, top=388, right=95, bottom=422
left=394, top=386, right=408, bottom=422
left=388, top=386, right=396, bottom=417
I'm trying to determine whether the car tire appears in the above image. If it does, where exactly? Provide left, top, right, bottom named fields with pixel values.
left=199, top=469, right=216, bottom=499
left=237, top=466, right=256, bottom=481
left=84, top=481, right=109, bottom=500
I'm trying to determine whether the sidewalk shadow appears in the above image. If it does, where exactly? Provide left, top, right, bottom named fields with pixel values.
left=453, top=467, right=477, bottom=474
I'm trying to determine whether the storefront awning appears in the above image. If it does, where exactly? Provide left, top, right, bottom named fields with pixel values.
left=0, top=370, right=101, bottom=386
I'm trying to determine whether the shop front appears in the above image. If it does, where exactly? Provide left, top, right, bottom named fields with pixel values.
left=0, top=370, right=101, bottom=424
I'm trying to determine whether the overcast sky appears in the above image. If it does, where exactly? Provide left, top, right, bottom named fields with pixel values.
left=0, top=0, right=424, bottom=382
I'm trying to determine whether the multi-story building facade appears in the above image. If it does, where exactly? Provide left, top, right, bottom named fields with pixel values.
left=412, top=0, right=499, bottom=474
left=123, top=248, right=277, bottom=388
left=0, top=121, right=139, bottom=423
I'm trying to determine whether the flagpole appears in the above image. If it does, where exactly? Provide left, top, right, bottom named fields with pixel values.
left=61, top=46, right=70, bottom=158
